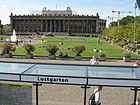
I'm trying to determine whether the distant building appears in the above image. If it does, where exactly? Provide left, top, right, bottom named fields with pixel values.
left=3, top=24, right=11, bottom=30
left=10, top=7, right=106, bottom=34
left=42, top=7, right=72, bottom=16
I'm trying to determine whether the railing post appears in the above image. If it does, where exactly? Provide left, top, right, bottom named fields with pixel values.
left=131, top=87, right=140, bottom=105
left=33, top=83, right=42, bottom=105
left=81, top=85, right=90, bottom=105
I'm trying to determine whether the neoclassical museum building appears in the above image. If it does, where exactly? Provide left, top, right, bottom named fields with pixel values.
left=10, top=7, right=106, bottom=34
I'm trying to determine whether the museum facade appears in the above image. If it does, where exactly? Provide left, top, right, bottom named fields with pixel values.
left=10, top=7, right=106, bottom=34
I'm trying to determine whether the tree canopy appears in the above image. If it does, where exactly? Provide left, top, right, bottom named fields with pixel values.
left=103, top=16, right=140, bottom=41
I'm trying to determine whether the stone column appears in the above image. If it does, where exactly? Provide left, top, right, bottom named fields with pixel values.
left=70, top=20, right=73, bottom=32
left=45, top=19, right=47, bottom=32
left=55, top=20, right=58, bottom=32
left=68, top=20, right=70, bottom=33
left=48, top=20, right=50, bottom=32
left=88, top=20, right=91, bottom=33
left=50, top=20, right=52, bottom=32
left=54, top=20, right=56, bottom=32
left=58, top=20, right=61, bottom=32
left=96, top=20, right=99, bottom=33
left=63, top=20, right=65, bottom=32
left=24, top=24, right=26, bottom=32
left=28, top=19, right=30, bottom=32
left=87, top=20, right=89, bottom=33
left=85, top=20, right=87, bottom=33
left=81, top=20, right=84, bottom=33
left=90, top=20, right=93, bottom=33
left=84, top=20, right=87, bottom=33
left=40, top=20, right=43, bottom=32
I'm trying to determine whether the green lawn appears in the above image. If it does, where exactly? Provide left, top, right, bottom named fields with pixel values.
left=13, top=36, right=140, bottom=58
left=0, top=35, right=35, bottom=40
left=37, top=36, right=98, bottom=42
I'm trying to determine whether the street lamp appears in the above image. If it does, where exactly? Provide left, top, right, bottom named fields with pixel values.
left=112, top=10, right=131, bottom=26
left=108, top=16, right=115, bottom=22
left=134, top=3, right=137, bottom=41
left=108, top=16, right=117, bottom=27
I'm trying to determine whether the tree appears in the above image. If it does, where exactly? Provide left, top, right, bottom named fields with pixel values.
left=23, top=44, right=35, bottom=54
left=0, top=28, right=5, bottom=34
left=109, top=22, right=118, bottom=27
left=103, top=15, right=140, bottom=42
left=46, top=44, right=59, bottom=55
left=109, top=16, right=134, bottom=27
left=71, top=45, right=86, bottom=56
left=119, top=16, right=134, bottom=26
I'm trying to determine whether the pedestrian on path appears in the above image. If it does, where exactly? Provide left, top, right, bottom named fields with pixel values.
left=89, top=86, right=103, bottom=105
left=133, top=61, right=140, bottom=67
left=90, top=56, right=99, bottom=65
left=131, top=97, right=140, bottom=105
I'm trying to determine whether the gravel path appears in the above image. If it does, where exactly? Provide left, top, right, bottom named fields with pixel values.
left=0, top=81, right=136, bottom=105
left=32, top=84, right=136, bottom=105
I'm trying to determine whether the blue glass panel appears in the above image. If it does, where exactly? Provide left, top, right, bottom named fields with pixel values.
left=24, top=64, right=86, bottom=77
left=88, top=66, right=140, bottom=79
left=0, top=63, right=34, bottom=73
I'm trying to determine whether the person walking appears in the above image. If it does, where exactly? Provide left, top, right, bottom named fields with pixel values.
left=94, top=86, right=103, bottom=105
left=133, top=61, right=140, bottom=67
left=131, top=97, right=140, bottom=105
left=90, top=56, right=99, bottom=65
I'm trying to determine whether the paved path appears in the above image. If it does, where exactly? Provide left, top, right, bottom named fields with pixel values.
left=0, top=57, right=136, bottom=66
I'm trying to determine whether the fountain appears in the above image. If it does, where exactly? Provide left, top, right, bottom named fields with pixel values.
left=11, top=29, right=17, bottom=42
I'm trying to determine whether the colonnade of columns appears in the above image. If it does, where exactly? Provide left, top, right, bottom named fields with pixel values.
left=13, top=19, right=106, bottom=33
left=44, top=19, right=97, bottom=33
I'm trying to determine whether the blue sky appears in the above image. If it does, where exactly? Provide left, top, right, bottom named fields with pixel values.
left=0, top=0, right=139, bottom=25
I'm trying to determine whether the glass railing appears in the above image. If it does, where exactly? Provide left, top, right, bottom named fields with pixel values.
left=0, top=62, right=139, bottom=86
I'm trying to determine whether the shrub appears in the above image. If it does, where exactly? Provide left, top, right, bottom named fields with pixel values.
left=105, top=38, right=110, bottom=41
left=117, top=43, right=124, bottom=48
left=123, top=41, right=128, bottom=45
left=0, top=43, right=16, bottom=54
left=127, top=46, right=137, bottom=52
left=71, top=45, right=86, bottom=56
left=112, top=39, right=119, bottom=43
left=23, top=44, right=35, bottom=54
left=46, top=44, right=59, bottom=55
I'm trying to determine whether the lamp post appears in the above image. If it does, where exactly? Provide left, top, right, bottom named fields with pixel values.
left=112, top=10, right=131, bottom=26
left=108, top=16, right=117, bottom=27
left=134, top=3, right=137, bottom=41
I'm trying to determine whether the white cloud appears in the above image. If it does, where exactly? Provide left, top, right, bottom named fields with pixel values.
left=0, top=5, right=6, bottom=8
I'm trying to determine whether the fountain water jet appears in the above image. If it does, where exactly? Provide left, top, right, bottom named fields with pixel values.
left=11, top=29, right=17, bottom=42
